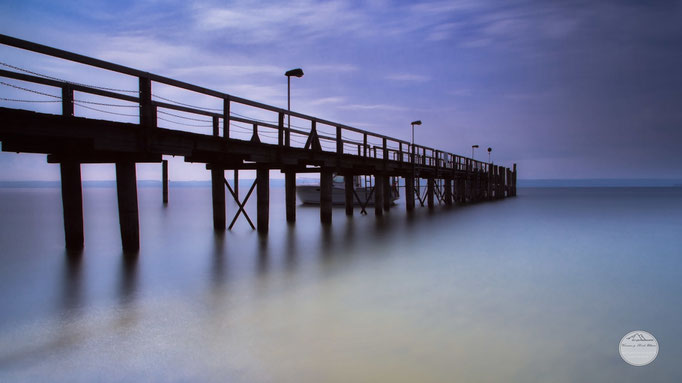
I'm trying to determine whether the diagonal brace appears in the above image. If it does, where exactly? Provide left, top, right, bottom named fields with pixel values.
left=225, top=178, right=257, bottom=230
left=352, top=186, right=374, bottom=215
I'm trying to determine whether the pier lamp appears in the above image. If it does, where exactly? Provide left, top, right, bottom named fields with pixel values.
left=487, top=147, right=492, bottom=163
left=285, top=68, right=304, bottom=130
left=411, top=120, right=422, bottom=193
left=472, top=144, right=479, bottom=160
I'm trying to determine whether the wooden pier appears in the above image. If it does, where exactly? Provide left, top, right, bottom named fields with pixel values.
left=0, top=34, right=517, bottom=253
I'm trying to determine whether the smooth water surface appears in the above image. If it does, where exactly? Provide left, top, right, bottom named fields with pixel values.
left=0, top=186, right=681, bottom=382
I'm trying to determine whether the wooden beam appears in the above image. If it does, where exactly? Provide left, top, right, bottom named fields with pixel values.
left=60, top=161, right=84, bottom=250
left=115, top=162, right=139, bottom=253
left=444, top=177, right=452, bottom=206
left=256, top=168, right=269, bottom=234
left=405, top=175, right=415, bottom=211
left=162, top=159, right=168, bottom=204
left=383, top=176, right=391, bottom=211
left=320, top=169, right=333, bottom=224
left=374, top=174, right=384, bottom=216
left=211, top=166, right=226, bottom=230
left=285, top=170, right=296, bottom=222
left=345, top=174, right=354, bottom=216
left=48, top=152, right=161, bottom=164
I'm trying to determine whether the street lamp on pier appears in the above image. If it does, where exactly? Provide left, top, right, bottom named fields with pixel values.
left=285, top=68, right=304, bottom=131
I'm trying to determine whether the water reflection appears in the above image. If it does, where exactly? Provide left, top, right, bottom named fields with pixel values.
left=118, top=254, right=138, bottom=305
left=211, top=232, right=227, bottom=288
left=256, top=233, right=269, bottom=276
left=60, top=250, right=84, bottom=313
left=284, top=224, right=298, bottom=271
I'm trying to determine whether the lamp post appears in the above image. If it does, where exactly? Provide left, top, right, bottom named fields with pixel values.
left=410, top=120, right=422, bottom=200
left=487, top=147, right=492, bottom=163
left=472, top=144, right=479, bottom=160
left=285, top=68, right=304, bottom=131
left=410, top=120, right=422, bottom=165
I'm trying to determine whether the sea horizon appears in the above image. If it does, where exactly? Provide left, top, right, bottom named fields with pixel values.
left=1, top=178, right=681, bottom=189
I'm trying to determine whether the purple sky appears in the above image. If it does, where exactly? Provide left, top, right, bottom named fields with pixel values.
left=1, top=0, right=681, bottom=181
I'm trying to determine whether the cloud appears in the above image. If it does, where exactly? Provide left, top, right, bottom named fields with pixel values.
left=192, top=0, right=372, bottom=44
left=170, top=64, right=283, bottom=78
left=307, top=64, right=358, bottom=73
left=94, top=35, right=198, bottom=71
left=409, top=0, right=482, bottom=15
left=308, top=97, right=345, bottom=106
left=385, top=74, right=430, bottom=82
left=339, top=104, right=401, bottom=111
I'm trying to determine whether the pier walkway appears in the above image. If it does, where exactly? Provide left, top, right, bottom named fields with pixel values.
left=0, top=34, right=516, bottom=252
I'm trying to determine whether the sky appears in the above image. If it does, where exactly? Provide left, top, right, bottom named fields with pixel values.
left=0, top=0, right=681, bottom=181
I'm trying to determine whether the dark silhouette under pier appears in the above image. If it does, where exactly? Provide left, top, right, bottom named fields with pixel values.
left=0, top=34, right=517, bottom=253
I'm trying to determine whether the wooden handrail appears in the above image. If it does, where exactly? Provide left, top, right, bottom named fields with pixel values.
left=0, top=33, right=493, bottom=170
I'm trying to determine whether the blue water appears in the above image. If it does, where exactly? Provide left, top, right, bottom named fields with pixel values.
left=0, top=186, right=681, bottom=382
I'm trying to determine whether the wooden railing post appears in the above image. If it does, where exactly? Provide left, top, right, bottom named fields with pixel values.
left=223, top=97, right=230, bottom=139
left=399, top=142, right=403, bottom=163
left=251, top=123, right=260, bottom=143
left=212, top=116, right=219, bottom=136
left=278, top=112, right=285, bottom=146
left=363, top=134, right=368, bottom=157
left=382, top=137, right=387, bottom=162
left=336, top=126, right=343, bottom=156
left=61, top=85, right=73, bottom=116
left=139, top=77, right=155, bottom=128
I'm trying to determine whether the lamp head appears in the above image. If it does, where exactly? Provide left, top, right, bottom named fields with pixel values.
left=487, top=147, right=492, bottom=152
left=472, top=145, right=479, bottom=148
left=285, top=68, right=304, bottom=77
left=411, top=120, right=422, bottom=126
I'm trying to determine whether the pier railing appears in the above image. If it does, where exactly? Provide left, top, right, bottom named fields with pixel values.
left=0, top=34, right=489, bottom=173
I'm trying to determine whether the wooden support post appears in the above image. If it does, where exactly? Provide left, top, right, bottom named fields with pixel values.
left=492, top=166, right=497, bottom=199
left=320, top=169, right=333, bottom=224
left=506, top=168, right=511, bottom=197
left=427, top=178, right=435, bottom=209
left=211, top=166, right=226, bottom=230
left=285, top=170, right=296, bottom=222
left=344, top=174, right=354, bottom=216
left=116, top=162, right=140, bottom=253
left=405, top=175, right=415, bottom=211
left=162, top=159, right=168, bottom=204
left=234, top=169, right=239, bottom=197
left=374, top=174, right=384, bottom=216
left=504, top=167, right=508, bottom=197
left=257, top=168, right=269, bottom=233
left=444, top=177, right=452, bottom=206
left=497, top=166, right=503, bottom=199
left=458, top=175, right=466, bottom=204
left=512, top=163, right=517, bottom=196
left=60, top=161, right=83, bottom=250
left=498, top=166, right=502, bottom=199
left=383, top=176, right=391, bottom=211
left=487, top=165, right=493, bottom=200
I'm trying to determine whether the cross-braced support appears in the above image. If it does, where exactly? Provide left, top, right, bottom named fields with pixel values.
left=224, top=178, right=257, bottom=230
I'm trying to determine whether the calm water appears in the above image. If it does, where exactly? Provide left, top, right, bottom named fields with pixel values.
left=0, top=186, right=681, bottom=382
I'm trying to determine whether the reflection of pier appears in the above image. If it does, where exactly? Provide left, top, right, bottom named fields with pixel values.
left=0, top=34, right=517, bottom=253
